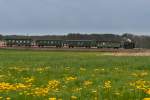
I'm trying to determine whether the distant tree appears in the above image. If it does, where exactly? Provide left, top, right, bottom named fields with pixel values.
left=0, top=34, right=3, bottom=40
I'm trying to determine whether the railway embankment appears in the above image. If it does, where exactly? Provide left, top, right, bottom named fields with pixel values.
left=0, top=46, right=148, bottom=53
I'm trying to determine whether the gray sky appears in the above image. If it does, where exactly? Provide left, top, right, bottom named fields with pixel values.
left=0, top=0, right=150, bottom=35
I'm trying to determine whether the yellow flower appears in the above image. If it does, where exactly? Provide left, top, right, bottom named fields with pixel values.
left=0, top=82, right=30, bottom=92
left=23, top=77, right=35, bottom=83
left=71, top=96, right=77, bottom=100
left=65, top=76, right=77, bottom=81
left=47, top=80, right=60, bottom=90
left=130, top=80, right=148, bottom=90
left=33, top=87, right=49, bottom=96
left=0, top=97, right=3, bottom=99
left=6, top=97, right=11, bottom=100
left=140, top=72, right=148, bottom=77
left=143, top=98, right=150, bottom=100
left=103, top=81, right=111, bottom=89
left=145, top=89, right=150, bottom=95
left=83, top=80, right=93, bottom=86
left=49, top=97, right=56, bottom=100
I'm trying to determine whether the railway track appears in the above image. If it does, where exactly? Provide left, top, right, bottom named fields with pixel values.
left=0, top=46, right=147, bottom=53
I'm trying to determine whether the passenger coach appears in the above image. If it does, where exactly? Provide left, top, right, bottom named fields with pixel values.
left=35, top=40, right=64, bottom=48
left=4, top=38, right=32, bottom=47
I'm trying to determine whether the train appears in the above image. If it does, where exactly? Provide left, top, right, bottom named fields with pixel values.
left=3, top=38, right=135, bottom=49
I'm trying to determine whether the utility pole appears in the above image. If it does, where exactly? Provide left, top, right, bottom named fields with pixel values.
left=26, top=33, right=29, bottom=39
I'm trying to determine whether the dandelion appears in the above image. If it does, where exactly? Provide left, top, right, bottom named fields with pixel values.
left=131, top=72, right=148, bottom=77
left=32, top=87, right=49, bottom=96
left=49, top=97, right=56, bottom=100
left=47, top=80, right=60, bottom=90
left=143, top=98, right=150, bottom=100
left=83, top=80, right=93, bottom=86
left=71, top=96, right=77, bottom=100
left=23, top=77, right=35, bottom=83
left=65, top=76, right=77, bottom=81
left=6, top=97, right=11, bottom=100
left=129, top=80, right=148, bottom=90
left=145, top=89, right=150, bottom=95
left=0, top=82, right=30, bottom=92
left=103, top=81, right=111, bottom=89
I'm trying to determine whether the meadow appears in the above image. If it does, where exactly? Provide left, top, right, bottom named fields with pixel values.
left=0, top=50, right=150, bottom=100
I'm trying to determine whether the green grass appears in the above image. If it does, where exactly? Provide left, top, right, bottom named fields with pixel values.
left=0, top=49, right=150, bottom=100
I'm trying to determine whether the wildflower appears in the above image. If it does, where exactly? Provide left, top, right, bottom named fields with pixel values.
left=47, top=80, right=60, bottom=90
left=103, top=81, right=111, bottom=89
left=49, top=97, right=56, bottom=100
left=140, top=72, right=148, bottom=77
left=145, top=89, right=150, bottom=95
left=6, top=97, right=11, bottom=100
left=36, top=68, right=44, bottom=72
left=65, top=76, right=77, bottom=81
left=0, top=82, right=30, bottom=92
left=33, top=87, right=49, bottom=96
left=71, top=96, right=77, bottom=100
left=83, top=80, right=93, bottom=86
left=131, top=72, right=148, bottom=77
left=23, top=77, right=35, bottom=83
left=130, top=80, right=148, bottom=90
left=143, top=98, right=150, bottom=100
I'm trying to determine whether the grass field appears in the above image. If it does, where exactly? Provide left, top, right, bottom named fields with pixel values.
left=0, top=50, right=150, bottom=100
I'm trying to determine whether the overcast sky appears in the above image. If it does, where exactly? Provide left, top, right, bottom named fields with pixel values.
left=0, top=0, right=150, bottom=35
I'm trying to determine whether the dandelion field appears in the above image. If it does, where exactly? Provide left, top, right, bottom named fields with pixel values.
left=0, top=50, right=150, bottom=100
